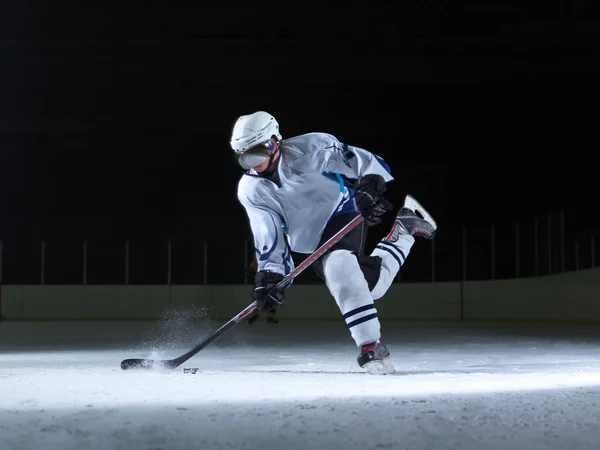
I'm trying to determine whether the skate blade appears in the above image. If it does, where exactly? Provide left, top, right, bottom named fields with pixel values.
left=364, top=358, right=396, bottom=375
left=404, top=195, right=437, bottom=230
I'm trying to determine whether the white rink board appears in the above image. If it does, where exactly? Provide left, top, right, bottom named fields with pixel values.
left=3, top=267, right=600, bottom=321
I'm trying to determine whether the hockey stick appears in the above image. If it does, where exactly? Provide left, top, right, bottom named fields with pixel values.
left=120, top=214, right=364, bottom=370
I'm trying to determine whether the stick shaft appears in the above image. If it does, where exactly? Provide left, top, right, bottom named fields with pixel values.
left=121, top=214, right=364, bottom=370
left=276, top=214, right=363, bottom=289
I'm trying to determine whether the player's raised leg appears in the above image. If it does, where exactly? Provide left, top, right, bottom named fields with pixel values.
left=369, top=195, right=437, bottom=300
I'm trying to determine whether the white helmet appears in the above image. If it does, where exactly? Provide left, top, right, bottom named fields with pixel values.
left=230, top=111, right=282, bottom=154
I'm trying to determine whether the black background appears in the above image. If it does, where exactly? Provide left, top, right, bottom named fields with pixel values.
left=1, top=1, right=598, bottom=284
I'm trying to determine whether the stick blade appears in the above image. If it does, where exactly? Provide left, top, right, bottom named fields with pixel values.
left=121, top=358, right=154, bottom=370
left=121, top=358, right=180, bottom=370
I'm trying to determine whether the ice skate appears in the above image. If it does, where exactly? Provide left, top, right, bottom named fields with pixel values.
left=357, top=339, right=395, bottom=375
left=385, top=194, right=437, bottom=242
left=266, top=311, right=279, bottom=324
left=247, top=310, right=260, bottom=325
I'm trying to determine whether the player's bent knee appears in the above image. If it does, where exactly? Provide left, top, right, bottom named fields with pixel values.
left=323, top=250, right=360, bottom=281
left=322, top=250, right=371, bottom=297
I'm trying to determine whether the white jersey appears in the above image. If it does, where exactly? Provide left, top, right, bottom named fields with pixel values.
left=237, top=132, right=394, bottom=276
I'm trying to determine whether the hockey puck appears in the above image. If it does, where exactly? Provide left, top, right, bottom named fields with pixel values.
left=183, top=368, right=199, bottom=374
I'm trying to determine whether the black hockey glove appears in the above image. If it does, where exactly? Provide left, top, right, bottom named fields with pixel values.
left=353, top=174, right=393, bottom=227
left=253, top=270, right=286, bottom=312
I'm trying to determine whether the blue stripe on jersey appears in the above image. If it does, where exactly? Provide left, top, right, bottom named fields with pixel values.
left=334, top=172, right=343, bottom=192
left=322, top=171, right=343, bottom=192
left=373, top=153, right=392, bottom=175
left=282, top=244, right=293, bottom=276
left=323, top=172, right=357, bottom=223
left=254, top=215, right=293, bottom=276
left=255, top=214, right=279, bottom=261
left=342, top=143, right=355, bottom=161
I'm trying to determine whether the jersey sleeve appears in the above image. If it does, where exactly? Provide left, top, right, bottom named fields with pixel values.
left=237, top=180, right=294, bottom=278
left=322, top=134, right=394, bottom=183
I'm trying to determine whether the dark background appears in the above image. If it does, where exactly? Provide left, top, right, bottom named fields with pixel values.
left=0, top=1, right=599, bottom=284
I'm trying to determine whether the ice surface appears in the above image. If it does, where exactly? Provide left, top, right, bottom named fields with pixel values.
left=2, top=318, right=600, bottom=450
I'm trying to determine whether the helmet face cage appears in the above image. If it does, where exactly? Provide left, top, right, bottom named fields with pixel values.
left=260, top=138, right=275, bottom=151
left=237, top=138, right=276, bottom=170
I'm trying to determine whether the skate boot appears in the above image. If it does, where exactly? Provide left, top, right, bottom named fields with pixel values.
left=247, top=310, right=260, bottom=325
left=266, top=311, right=278, bottom=324
left=357, top=339, right=395, bottom=375
left=385, top=194, right=437, bottom=242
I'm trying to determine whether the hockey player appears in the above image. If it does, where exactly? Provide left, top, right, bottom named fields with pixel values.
left=230, top=111, right=436, bottom=374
